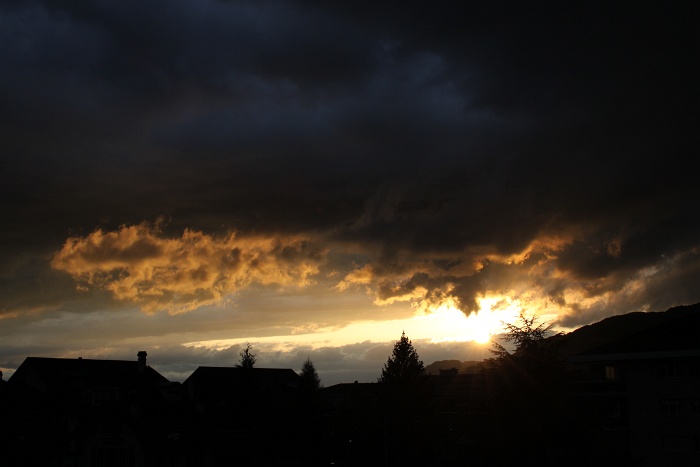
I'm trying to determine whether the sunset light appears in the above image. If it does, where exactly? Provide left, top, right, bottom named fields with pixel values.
left=414, top=296, right=521, bottom=344
left=185, top=296, right=523, bottom=352
left=1, top=3, right=696, bottom=464
left=1, top=0, right=697, bottom=397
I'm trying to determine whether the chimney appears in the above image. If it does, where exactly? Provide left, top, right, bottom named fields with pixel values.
left=137, top=351, right=147, bottom=373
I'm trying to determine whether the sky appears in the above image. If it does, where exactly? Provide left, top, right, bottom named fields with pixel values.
left=1, top=1, right=698, bottom=386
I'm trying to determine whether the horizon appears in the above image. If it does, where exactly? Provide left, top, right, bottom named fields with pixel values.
left=1, top=2, right=698, bottom=389
left=4, top=301, right=695, bottom=387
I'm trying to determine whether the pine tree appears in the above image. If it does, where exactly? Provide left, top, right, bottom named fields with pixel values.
left=299, top=357, right=322, bottom=392
left=297, top=358, right=324, bottom=464
left=379, top=331, right=425, bottom=385
left=378, top=332, right=429, bottom=466
left=236, top=342, right=256, bottom=369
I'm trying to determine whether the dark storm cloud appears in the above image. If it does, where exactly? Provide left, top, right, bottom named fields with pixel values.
left=1, top=0, right=699, bottom=325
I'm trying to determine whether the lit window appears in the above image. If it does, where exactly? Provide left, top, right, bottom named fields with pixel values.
left=605, top=365, right=616, bottom=381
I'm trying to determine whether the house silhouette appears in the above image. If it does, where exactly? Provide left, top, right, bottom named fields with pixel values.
left=3, top=352, right=178, bottom=466
left=570, top=306, right=700, bottom=467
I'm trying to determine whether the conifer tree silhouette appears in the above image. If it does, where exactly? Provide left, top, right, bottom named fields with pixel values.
left=299, top=357, right=322, bottom=391
left=379, top=331, right=425, bottom=385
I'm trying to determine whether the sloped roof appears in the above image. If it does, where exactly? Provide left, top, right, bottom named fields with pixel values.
left=322, top=381, right=377, bottom=396
left=8, top=356, right=168, bottom=392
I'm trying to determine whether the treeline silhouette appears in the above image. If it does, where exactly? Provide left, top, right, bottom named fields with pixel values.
left=1, top=304, right=699, bottom=467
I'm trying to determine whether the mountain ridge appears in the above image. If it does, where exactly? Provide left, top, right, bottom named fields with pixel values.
left=424, top=303, right=700, bottom=371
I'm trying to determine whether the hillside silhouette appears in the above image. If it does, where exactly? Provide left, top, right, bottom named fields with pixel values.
left=555, top=302, right=700, bottom=356
left=424, top=359, right=482, bottom=375
left=423, top=303, right=700, bottom=376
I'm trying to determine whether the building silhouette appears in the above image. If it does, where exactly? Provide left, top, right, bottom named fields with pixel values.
left=1, top=304, right=698, bottom=466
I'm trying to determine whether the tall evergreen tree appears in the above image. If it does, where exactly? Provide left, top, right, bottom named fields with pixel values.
left=236, top=342, right=256, bottom=368
left=379, top=331, right=425, bottom=385
left=297, top=358, right=325, bottom=464
left=299, top=357, right=322, bottom=392
left=378, top=332, right=429, bottom=466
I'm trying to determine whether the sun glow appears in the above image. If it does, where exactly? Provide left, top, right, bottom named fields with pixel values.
left=412, top=304, right=491, bottom=344
left=185, top=295, right=524, bottom=351
left=420, top=295, right=522, bottom=344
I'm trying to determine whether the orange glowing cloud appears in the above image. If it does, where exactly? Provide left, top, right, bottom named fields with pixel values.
left=51, top=222, right=326, bottom=314
left=330, top=231, right=618, bottom=322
